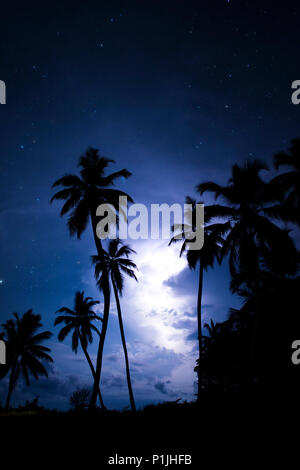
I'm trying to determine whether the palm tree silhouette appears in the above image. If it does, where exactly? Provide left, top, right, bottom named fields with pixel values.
left=50, top=147, right=133, bottom=407
left=92, top=239, right=138, bottom=412
left=169, top=197, right=227, bottom=399
left=203, top=319, right=220, bottom=340
left=197, top=159, right=288, bottom=362
left=54, top=291, right=105, bottom=408
left=2, top=310, right=53, bottom=410
left=269, top=139, right=300, bottom=226
left=197, top=159, right=284, bottom=279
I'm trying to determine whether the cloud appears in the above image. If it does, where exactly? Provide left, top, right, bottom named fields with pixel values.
left=171, top=318, right=196, bottom=330
left=163, top=267, right=195, bottom=294
left=154, top=381, right=168, bottom=394
left=186, top=330, right=198, bottom=342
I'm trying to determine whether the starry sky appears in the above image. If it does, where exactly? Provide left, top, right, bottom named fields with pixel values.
left=0, top=0, right=299, bottom=409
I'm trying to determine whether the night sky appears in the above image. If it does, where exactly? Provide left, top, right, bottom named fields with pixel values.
left=0, top=0, right=299, bottom=409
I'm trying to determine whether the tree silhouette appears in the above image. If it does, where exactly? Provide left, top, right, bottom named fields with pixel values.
left=203, top=319, right=220, bottom=340
left=55, top=291, right=104, bottom=408
left=92, top=239, right=138, bottom=412
left=269, top=139, right=300, bottom=226
left=1, top=310, right=53, bottom=410
left=198, top=158, right=299, bottom=383
left=196, top=310, right=252, bottom=392
left=169, top=197, right=228, bottom=399
left=197, top=160, right=282, bottom=277
left=69, top=387, right=92, bottom=410
left=50, top=147, right=133, bottom=407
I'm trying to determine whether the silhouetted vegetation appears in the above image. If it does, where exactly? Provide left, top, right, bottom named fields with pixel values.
left=170, top=197, right=229, bottom=398
left=55, top=291, right=104, bottom=407
left=1, top=140, right=300, bottom=416
left=69, top=387, right=92, bottom=410
left=193, top=150, right=300, bottom=396
left=50, top=148, right=133, bottom=408
left=92, top=239, right=138, bottom=412
left=0, top=310, right=53, bottom=410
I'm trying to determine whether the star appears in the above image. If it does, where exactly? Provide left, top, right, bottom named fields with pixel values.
left=0, top=280, right=3, bottom=285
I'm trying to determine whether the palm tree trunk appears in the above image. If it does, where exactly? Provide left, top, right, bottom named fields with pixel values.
left=5, top=360, right=17, bottom=410
left=89, top=211, right=110, bottom=409
left=112, top=279, right=136, bottom=412
left=197, top=262, right=204, bottom=401
left=79, top=334, right=105, bottom=409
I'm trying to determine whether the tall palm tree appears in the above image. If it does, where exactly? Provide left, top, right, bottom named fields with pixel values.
left=169, top=197, right=228, bottom=400
left=269, top=139, right=300, bottom=226
left=197, top=159, right=290, bottom=361
left=197, top=159, right=285, bottom=279
left=54, top=291, right=104, bottom=408
left=1, top=310, right=53, bottom=410
left=92, top=239, right=138, bottom=412
left=50, top=147, right=133, bottom=407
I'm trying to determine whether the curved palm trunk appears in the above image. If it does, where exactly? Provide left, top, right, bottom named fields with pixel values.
left=197, top=262, right=204, bottom=401
left=89, top=212, right=110, bottom=409
left=5, top=360, right=17, bottom=411
left=112, top=279, right=136, bottom=412
left=79, top=334, right=104, bottom=409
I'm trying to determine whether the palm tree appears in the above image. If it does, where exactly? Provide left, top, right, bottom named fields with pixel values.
left=197, top=159, right=291, bottom=361
left=1, top=310, right=53, bottom=410
left=50, top=147, right=133, bottom=407
left=54, top=291, right=104, bottom=408
left=92, top=239, right=138, bottom=412
left=269, top=139, right=300, bottom=226
left=197, top=159, right=286, bottom=279
left=203, top=319, right=220, bottom=340
left=169, top=197, right=228, bottom=399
